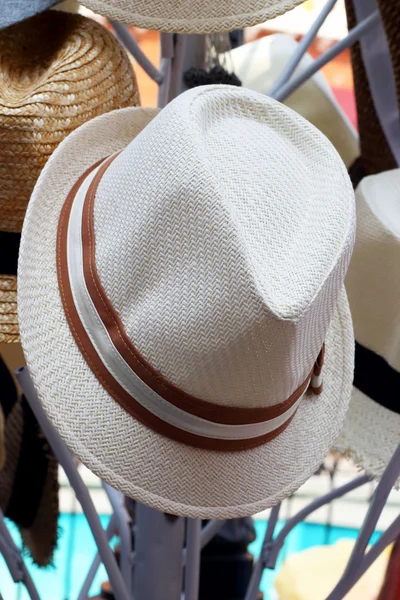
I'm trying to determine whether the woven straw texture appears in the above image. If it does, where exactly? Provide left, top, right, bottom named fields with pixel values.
left=345, top=0, right=397, bottom=176
left=18, top=88, right=355, bottom=518
left=0, top=11, right=140, bottom=343
left=225, top=34, right=359, bottom=169
left=81, top=0, right=303, bottom=33
left=334, top=170, right=400, bottom=486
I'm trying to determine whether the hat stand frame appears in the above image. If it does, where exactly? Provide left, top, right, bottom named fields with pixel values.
left=1, top=1, right=398, bottom=598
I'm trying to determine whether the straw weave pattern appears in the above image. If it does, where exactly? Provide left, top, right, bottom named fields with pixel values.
left=0, top=11, right=140, bottom=342
left=18, top=91, right=355, bottom=517
left=95, top=87, right=355, bottom=406
left=333, top=170, right=400, bottom=486
left=82, top=0, right=303, bottom=33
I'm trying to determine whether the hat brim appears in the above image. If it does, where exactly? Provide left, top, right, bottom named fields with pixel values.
left=333, top=388, right=400, bottom=488
left=18, top=106, right=355, bottom=519
left=82, top=0, right=303, bottom=34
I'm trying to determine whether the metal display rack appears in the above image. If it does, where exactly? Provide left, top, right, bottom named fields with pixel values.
left=0, top=1, right=399, bottom=598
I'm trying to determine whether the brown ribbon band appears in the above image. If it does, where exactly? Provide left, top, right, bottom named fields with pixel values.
left=57, top=157, right=324, bottom=451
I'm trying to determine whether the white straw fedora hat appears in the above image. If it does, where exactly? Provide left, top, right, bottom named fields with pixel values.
left=18, top=85, right=355, bottom=518
left=79, top=0, right=303, bottom=33
left=222, top=34, right=359, bottom=169
left=334, top=170, right=400, bottom=485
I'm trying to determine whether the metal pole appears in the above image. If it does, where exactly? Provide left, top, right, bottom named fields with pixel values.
left=16, top=367, right=130, bottom=600
left=102, top=483, right=133, bottom=594
left=133, top=504, right=185, bottom=600
left=269, top=0, right=338, bottom=96
left=76, top=514, right=118, bottom=600
left=167, top=35, right=188, bottom=102
left=272, top=10, right=380, bottom=102
left=184, top=519, right=201, bottom=600
left=182, top=519, right=226, bottom=566
left=158, top=33, right=174, bottom=108
left=244, top=503, right=281, bottom=600
left=109, top=22, right=164, bottom=84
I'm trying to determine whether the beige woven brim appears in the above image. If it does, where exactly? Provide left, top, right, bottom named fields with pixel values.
left=82, top=0, right=303, bottom=33
left=18, top=106, right=355, bottom=519
left=0, top=276, right=19, bottom=343
left=333, top=388, right=400, bottom=488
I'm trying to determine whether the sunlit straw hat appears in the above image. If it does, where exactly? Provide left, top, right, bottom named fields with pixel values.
left=18, top=85, right=355, bottom=518
left=334, top=169, right=400, bottom=486
left=79, top=0, right=304, bottom=33
left=0, top=10, right=140, bottom=343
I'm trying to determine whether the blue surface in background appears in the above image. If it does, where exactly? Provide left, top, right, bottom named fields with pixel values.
left=1, top=516, right=381, bottom=599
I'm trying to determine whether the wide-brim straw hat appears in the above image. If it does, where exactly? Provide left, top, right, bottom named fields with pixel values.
left=223, top=33, right=359, bottom=169
left=334, top=169, right=400, bottom=486
left=0, top=343, right=59, bottom=567
left=80, top=0, right=304, bottom=33
left=0, top=10, right=140, bottom=344
left=18, top=86, right=355, bottom=519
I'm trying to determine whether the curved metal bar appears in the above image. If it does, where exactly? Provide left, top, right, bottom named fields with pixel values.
left=269, top=0, right=338, bottom=96
left=102, top=482, right=133, bottom=593
left=76, top=514, right=117, bottom=600
left=16, top=367, right=130, bottom=600
left=331, top=444, right=400, bottom=591
left=272, top=10, right=380, bottom=102
left=325, top=513, right=400, bottom=600
left=0, top=512, right=40, bottom=600
left=109, top=21, right=164, bottom=84
left=266, top=474, right=371, bottom=568
left=244, top=503, right=281, bottom=600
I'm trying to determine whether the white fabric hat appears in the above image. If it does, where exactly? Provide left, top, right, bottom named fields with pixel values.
left=79, top=0, right=303, bottom=33
left=18, top=86, right=355, bottom=518
left=334, top=169, right=400, bottom=486
left=222, top=34, right=359, bottom=169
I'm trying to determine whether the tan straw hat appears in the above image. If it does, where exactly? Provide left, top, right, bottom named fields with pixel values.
left=79, top=0, right=304, bottom=34
left=0, top=10, right=140, bottom=343
left=334, top=169, right=400, bottom=486
left=18, top=85, right=355, bottom=518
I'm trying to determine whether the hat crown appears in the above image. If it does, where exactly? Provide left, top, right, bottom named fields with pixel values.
left=0, top=11, right=138, bottom=233
left=346, top=170, right=400, bottom=371
left=91, top=86, right=355, bottom=409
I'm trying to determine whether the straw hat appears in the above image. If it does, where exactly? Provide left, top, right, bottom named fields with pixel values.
left=222, top=34, right=359, bottom=169
left=275, top=539, right=391, bottom=600
left=334, top=169, right=400, bottom=486
left=0, top=343, right=59, bottom=567
left=79, top=0, right=304, bottom=33
left=0, top=10, right=140, bottom=344
left=18, top=85, right=355, bottom=519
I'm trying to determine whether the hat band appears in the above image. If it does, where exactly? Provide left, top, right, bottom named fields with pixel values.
left=57, top=156, right=324, bottom=451
left=354, top=341, right=400, bottom=414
